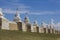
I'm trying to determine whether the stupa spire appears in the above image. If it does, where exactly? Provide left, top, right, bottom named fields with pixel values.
left=0, top=8, right=3, bottom=16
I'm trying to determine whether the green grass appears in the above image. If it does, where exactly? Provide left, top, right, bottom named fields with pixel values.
left=0, top=30, right=60, bottom=40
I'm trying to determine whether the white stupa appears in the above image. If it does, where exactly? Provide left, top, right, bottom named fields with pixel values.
left=41, top=21, right=47, bottom=28
left=24, top=13, right=30, bottom=24
left=0, top=8, right=9, bottom=30
left=14, top=8, right=21, bottom=22
left=0, top=8, right=8, bottom=20
left=33, top=20, right=38, bottom=26
left=50, top=18, right=55, bottom=29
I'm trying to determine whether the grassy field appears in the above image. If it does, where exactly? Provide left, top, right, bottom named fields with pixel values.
left=0, top=30, right=60, bottom=40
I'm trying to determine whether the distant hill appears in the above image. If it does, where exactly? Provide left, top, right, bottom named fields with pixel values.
left=0, top=30, right=60, bottom=40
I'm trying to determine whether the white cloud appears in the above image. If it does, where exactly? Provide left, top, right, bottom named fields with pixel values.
left=3, top=9, right=16, bottom=14
left=3, top=8, right=60, bottom=15
left=3, top=8, right=30, bottom=14
left=0, top=0, right=31, bottom=10
left=30, top=11, right=60, bottom=15
left=2, top=1, right=31, bottom=14
left=1, top=0, right=60, bottom=15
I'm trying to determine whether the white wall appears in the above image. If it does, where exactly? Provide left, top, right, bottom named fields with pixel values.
left=2, top=18, right=9, bottom=30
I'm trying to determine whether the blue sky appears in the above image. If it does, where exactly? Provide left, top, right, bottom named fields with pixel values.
left=0, top=0, right=60, bottom=25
